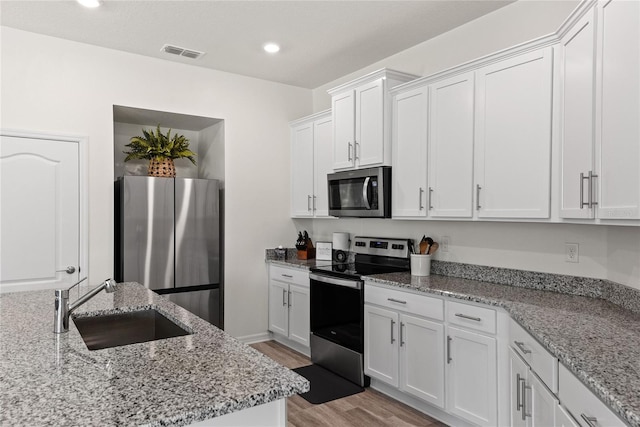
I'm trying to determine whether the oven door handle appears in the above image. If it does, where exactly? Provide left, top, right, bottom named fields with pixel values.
left=362, top=177, right=371, bottom=210
left=310, top=273, right=363, bottom=289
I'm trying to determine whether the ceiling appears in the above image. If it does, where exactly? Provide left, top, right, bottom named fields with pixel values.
left=0, top=0, right=514, bottom=89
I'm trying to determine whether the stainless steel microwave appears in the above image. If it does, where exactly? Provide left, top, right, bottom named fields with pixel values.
left=328, top=166, right=391, bottom=218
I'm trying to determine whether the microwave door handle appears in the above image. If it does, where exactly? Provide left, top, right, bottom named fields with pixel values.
left=362, top=177, right=371, bottom=209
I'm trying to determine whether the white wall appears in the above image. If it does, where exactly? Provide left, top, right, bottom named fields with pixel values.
left=313, top=0, right=580, bottom=110
left=0, top=27, right=312, bottom=338
left=304, top=0, right=640, bottom=290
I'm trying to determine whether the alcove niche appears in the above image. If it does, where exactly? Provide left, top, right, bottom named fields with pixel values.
left=112, top=105, right=226, bottom=329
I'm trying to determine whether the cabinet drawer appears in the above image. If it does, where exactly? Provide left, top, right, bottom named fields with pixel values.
left=269, top=265, right=309, bottom=287
left=558, top=364, right=626, bottom=427
left=510, top=319, right=558, bottom=393
left=446, top=300, right=496, bottom=334
left=365, top=284, right=443, bottom=321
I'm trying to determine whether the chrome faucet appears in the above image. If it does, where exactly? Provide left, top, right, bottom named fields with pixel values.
left=54, top=278, right=117, bottom=333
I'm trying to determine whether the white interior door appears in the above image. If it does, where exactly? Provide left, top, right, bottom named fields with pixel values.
left=0, top=132, right=83, bottom=292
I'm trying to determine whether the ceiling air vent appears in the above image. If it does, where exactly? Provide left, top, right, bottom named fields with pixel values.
left=161, top=44, right=205, bottom=60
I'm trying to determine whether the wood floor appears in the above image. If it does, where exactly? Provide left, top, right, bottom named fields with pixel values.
left=251, top=341, right=447, bottom=427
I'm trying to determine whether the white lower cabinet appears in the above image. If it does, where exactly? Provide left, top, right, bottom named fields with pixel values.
left=268, top=265, right=310, bottom=349
left=509, top=347, right=558, bottom=427
left=556, top=403, right=580, bottom=427
left=446, top=325, right=497, bottom=426
left=558, top=364, right=626, bottom=427
left=364, top=285, right=445, bottom=408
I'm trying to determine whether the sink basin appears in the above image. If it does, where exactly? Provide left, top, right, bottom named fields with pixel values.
left=73, top=309, right=191, bottom=350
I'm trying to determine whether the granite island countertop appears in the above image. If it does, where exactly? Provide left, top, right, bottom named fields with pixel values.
left=366, top=272, right=640, bottom=427
left=0, top=282, right=309, bottom=426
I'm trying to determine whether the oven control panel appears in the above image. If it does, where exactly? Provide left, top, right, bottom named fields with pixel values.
left=352, top=236, right=410, bottom=258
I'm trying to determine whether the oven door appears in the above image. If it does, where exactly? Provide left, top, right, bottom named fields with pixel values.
left=309, top=273, right=364, bottom=353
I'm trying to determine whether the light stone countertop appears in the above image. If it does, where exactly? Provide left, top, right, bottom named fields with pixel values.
left=0, top=282, right=309, bottom=427
left=366, top=272, right=640, bottom=427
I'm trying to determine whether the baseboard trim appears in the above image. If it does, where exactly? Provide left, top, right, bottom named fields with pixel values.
left=236, top=332, right=272, bottom=345
left=370, top=379, right=474, bottom=427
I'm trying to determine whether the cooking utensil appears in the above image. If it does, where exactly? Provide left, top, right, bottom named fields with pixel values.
left=419, top=235, right=428, bottom=254
left=425, top=237, right=434, bottom=254
left=428, top=242, right=439, bottom=255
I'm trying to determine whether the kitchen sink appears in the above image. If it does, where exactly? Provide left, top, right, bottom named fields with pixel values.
left=73, top=308, right=191, bottom=350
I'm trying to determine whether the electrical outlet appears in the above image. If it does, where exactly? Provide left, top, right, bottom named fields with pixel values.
left=442, top=236, right=450, bottom=252
left=565, top=243, right=579, bottom=263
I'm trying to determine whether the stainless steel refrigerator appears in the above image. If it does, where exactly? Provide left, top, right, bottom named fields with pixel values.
left=114, top=176, right=222, bottom=328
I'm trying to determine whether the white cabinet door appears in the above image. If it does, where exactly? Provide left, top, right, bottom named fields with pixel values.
left=355, top=79, right=385, bottom=167
left=447, top=326, right=497, bottom=427
left=556, top=404, right=580, bottom=427
left=529, top=371, right=557, bottom=427
left=559, top=9, right=597, bottom=219
left=364, top=304, right=399, bottom=387
left=399, top=314, right=445, bottom=408
left=291, top=123, right=315, bottom=217
left=333, top=91, right=356, bottom=170
left=313, top=115, right=332, bottom=217
left=288, top=283, right=310, bottom=347
left=509, top=348, right=529, bottom=427
left=268, top=280, right=289, bottom=337
left=428, top=72, right=475, bottom=218
left=596, top=0, right=640, bottom=219
left=392, top=86, right=428, bottom=217
left=475, top=47, right=553, bottom=219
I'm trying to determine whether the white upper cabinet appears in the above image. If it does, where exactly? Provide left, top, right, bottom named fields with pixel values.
left=596, top=0, right=640, bottom=219
left=474, top=47, right=554, bottom=219
left=392, top=85, right=428, bottom=217
left=290, top=110, right=332, bottom=218
left=428, top=72, right=475, bottom=218
left=560, top=0, right=640, bottom=220
left=329, top=69, right=418, bottom=171
left=313, top=115, right=333, bottom=217
left=559, top=8, right=597, bottom=219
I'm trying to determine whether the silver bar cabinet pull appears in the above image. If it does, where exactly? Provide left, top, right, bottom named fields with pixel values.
left=589, top=170, right=598, bottom=207
left=455, top=313, right=482, bottom=322
left=447, top=336, right=452, bottom=364
left=514, top=341, right=532, bottom=354
left=281, top=274, right=293, bottom=279
left=354, top=141, right=359, bottom=160
left=313, top=195, right=316, bottom=211
left=307, top=195, right=312, bottom=211
left=419, top=187, right=424, bottom=210
left=581, top=414, right=598, bottom=427
left=387, top=298, right=407, bottom=304
left=580, top=172, right=587, bottom=208
left=390, top=320, right=396, bottom=344
left=348, top=142, right=353, bottom=161
left=282, top=289, right=287, bottom=306
left=476, top=184, right=482, bottom=210
left=400, top=322, right=405, bottom=347
left=522, top=381, right=530, bottom=421
left=516, top=374, right=523, bottom=412
left=288, top=290, right=292, bottom=307
left=428, top=187, right=434, bottom=210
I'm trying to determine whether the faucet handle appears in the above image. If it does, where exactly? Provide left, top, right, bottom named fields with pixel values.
left=66, top=277, right=88, bottom=292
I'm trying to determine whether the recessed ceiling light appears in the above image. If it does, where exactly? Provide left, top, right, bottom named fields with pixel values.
left=263, top=43, right=280, bottom=54
left=76, top=0, right=101, bottom=7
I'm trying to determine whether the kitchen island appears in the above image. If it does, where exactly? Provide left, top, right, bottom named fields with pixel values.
left=0, top=281, right=308, bottom=426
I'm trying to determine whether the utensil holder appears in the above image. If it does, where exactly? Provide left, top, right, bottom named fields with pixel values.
left=410, top=254, right=431, bottom=276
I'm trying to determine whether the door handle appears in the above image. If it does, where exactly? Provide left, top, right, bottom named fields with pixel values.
left=362, top=177, right=371, bottom=210
left=419, top=187, right=424, bottom=210
left=447, top=336, right=452, bottom=364
left=476, top=184, right=482, bottom=210
left=428, top=187, right=434, bottom=210
left=390, top=319, right=396, bottom=344
left=354, top=141, right=359, bottom=161
left=400, top=322, right=405, bottom=347
left=56, top=266, right=76, bottom=274
left=282, top=289, right=287, bottom=307
left=348, top=142, right=353, bottom=161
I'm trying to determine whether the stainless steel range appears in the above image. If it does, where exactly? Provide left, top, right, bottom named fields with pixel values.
left=309, top=236, right=411, bottom=387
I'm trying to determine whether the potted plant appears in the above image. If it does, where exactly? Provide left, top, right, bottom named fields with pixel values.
left=123, top=125, right=197, bottom=177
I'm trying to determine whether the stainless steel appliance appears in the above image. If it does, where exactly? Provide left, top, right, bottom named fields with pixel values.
left=309, top=236, right=410, bottom=387
left=327, top=166, right=391, bottom=218
left=114, top=176, right=222, bottom=328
